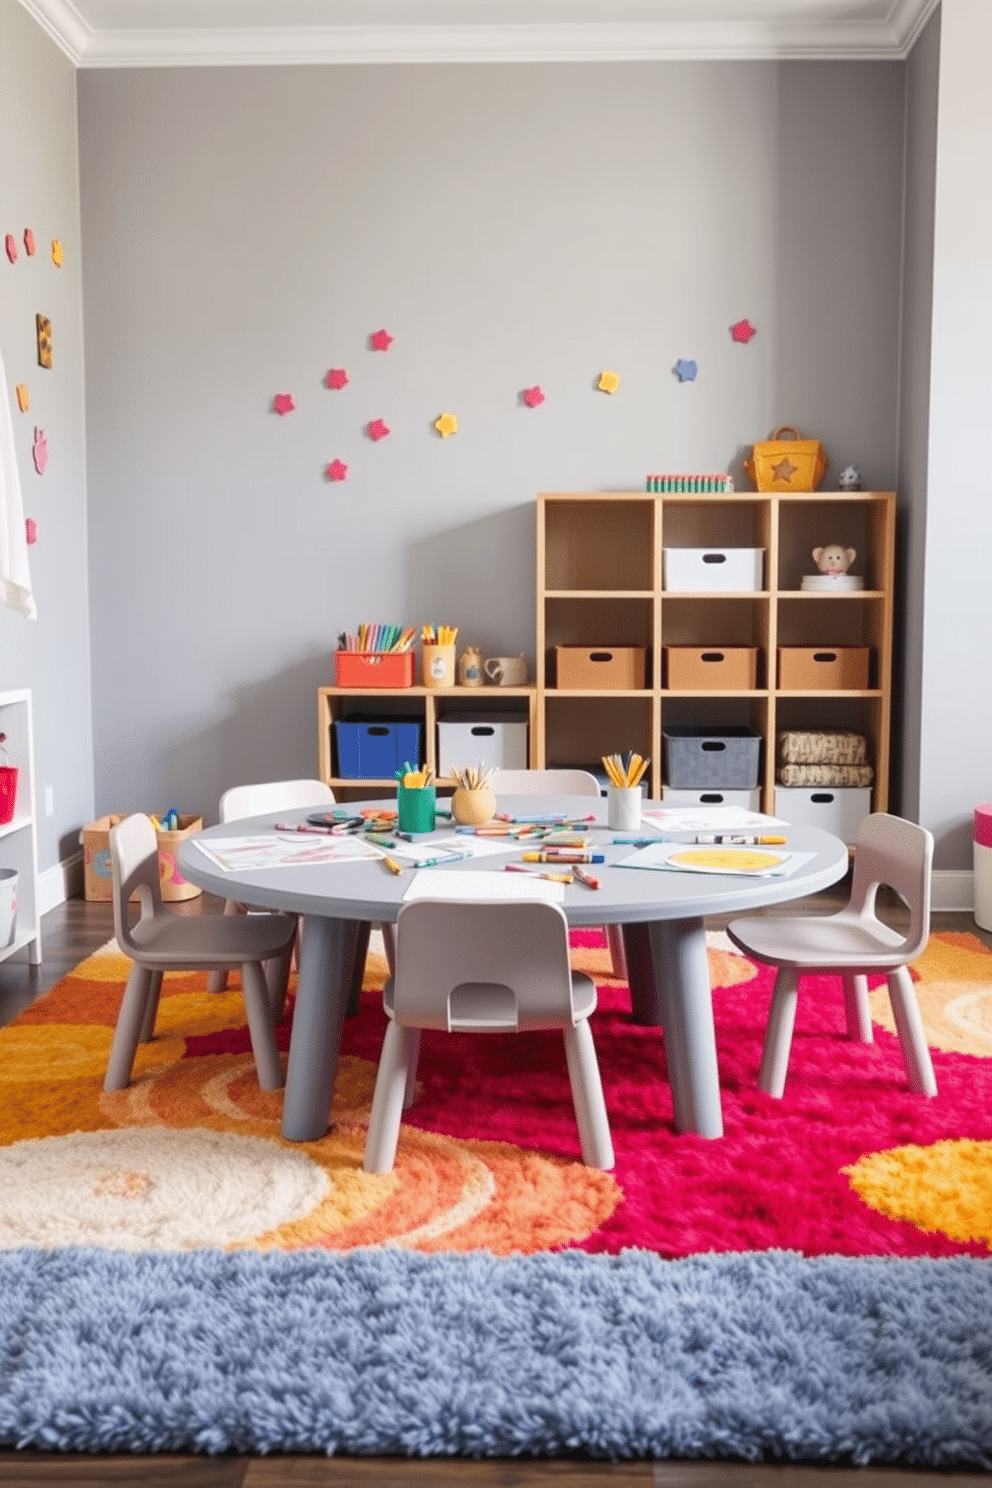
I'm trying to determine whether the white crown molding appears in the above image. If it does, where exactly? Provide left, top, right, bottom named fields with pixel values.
left=17, top=0, right=941, bottom=69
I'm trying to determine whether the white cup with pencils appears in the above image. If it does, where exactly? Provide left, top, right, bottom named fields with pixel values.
left=603, top=753, right=648, bottom=831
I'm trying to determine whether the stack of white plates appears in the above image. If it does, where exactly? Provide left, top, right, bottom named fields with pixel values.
left=800, top=573, right=864, bottom=592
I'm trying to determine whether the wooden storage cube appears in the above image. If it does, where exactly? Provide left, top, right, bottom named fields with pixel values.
left=778, top=647, right=870, bottom=690
left=664, top=646, right=758, bottom=690
left=554, top=646, right=647, bottom=690
left=545, top=695, right=652, bottom=774
left=542, top=497, right=654, bottom=591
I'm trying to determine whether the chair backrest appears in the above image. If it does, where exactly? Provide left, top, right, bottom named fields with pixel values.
left=391, top=898, right=582, bottom=1033
left=491, top=768, right=601, bottom=797
left=847, top=812, right=933, bottom=960
left=109, top=812, right=165, bottom=955
left=219, top=778, right=335, bottom=823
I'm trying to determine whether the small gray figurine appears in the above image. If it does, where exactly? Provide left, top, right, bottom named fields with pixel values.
left=838, top=465, right=862, bottom=491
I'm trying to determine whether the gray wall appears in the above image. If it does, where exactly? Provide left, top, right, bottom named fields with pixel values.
left=77, top=59, right=907, bottom=825
left=0, top=0, right=94, bottom=884
left=896, top=6, right=940, bottom=825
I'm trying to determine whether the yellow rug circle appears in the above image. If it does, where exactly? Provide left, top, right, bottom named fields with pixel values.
left=843, top=1139, right=992, bottom=1249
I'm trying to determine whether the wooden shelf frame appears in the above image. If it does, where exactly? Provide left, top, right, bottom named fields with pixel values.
left=0, top=688, right=41, bottom=967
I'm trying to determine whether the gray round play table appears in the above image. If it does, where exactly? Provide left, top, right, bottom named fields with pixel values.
left=178, top=797, right=849, bottom=1143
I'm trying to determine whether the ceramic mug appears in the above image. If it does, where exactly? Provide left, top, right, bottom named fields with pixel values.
left=484, top=654, right=528, bottom=687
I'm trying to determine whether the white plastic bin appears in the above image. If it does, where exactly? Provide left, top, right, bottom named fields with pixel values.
left=437, top=714, right=528, bottom=777
left=0, top=868, right=17, bottom=949
left=662, top=787, right=762, bottom=810
left=774, top=786, right=871, bottom=845
left=974, top=803, right=992, bottom=931
left=663, top=548, right=764, bottom=592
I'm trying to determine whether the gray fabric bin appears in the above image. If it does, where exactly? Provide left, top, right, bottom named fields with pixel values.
left=663, top=727, right=761, bottom=789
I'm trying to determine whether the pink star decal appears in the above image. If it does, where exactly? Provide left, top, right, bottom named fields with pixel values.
left=325, top=459, right=349, bottom=482
left=32, top=427, right=48, bottom=475
left=325, top=368, right=349, bottom=390
left=23, top=229, right=35, bottom=256
left=731, top=318, right=757, bottom=344
left=25, top=517, right=37, bottom=545
left=367, top=418, right=390, bottom=442
left=5, top=234, right=17, bottom=264
left=369, top=328, right=393, bottom=352
left=272, top=392, right=295, bottom=415
left=522, top=385, right=546, bottom=408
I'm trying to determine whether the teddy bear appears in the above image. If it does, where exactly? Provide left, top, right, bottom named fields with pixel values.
left=812, top=544, right=857, bottom=575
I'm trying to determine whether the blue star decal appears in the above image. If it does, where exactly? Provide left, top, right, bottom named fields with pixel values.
left=673, top=358, right=698, bottom=382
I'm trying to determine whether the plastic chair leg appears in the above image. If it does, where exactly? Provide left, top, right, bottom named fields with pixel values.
left=104, top=963, right=155, bottom=1091
left=239, top=960, right=285, bottom=1091
left=758, top=966, right=800, bottom=1098
left=403, top=1028, right=421, bottom=1110
left=563, top=1019, right=615, bottom=1170
left=363, top=1021, right=415, bottom=1173
left=265, top=941, right=294, bottom=1025
left=887, top=965, right=938, bottom=1096
left=207, top=899, right=245, bottom=993
left=138, top=969, right=164, bottom=1043
left=606, top=923, right=627, bottom=980
left=842, top=973, right=874, bottom=1042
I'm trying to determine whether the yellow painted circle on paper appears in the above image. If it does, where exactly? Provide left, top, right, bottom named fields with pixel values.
left=670, top=848, right=783, bottom=872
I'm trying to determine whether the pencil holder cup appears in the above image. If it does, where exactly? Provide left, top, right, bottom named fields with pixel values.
left=422, top=644, right=456, bottom=689
left=397, top=784, right=436, bottom=834
left=607, top=785, right=641, bottom=832
left=451, top=785, right=496, bottom=827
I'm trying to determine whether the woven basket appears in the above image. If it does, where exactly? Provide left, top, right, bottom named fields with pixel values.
left=744, top=425, right=828, bottom=492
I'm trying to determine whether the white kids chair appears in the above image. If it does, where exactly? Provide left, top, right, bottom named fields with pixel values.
left=726, top=813, right=937, bottom=1099
left=206, top=779, right=395, bottom=1017
left=490, top=768, right=626, bottom=979
left=363, top=897, right=615, bottom=1174
left=103, top=812, right=297, bottom=1093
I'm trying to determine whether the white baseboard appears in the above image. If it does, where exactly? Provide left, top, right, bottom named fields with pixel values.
left=39, top=851, right=84, bottom=916
left=931, top=869, right=974, bottom=914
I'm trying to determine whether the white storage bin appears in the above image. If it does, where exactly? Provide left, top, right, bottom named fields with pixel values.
left=774, top=786, right=871, bottom=845
left=662, top=787, right=762, bottom=810
left=663, top=548, right=764, bottom=592
left=437, top=714, right=528, bottom=777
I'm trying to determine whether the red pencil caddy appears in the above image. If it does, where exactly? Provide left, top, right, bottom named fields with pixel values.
left=335, top=651, right=415, bottom=688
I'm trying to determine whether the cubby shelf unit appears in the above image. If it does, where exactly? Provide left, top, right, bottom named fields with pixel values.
left=0, top=688, right=41, bottom=967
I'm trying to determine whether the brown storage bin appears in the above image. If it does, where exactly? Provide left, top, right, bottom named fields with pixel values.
left=81, top=813, right=203, bottom=902
left=664, top=646, right=758, bottom=690
left=777, top=647, right=870, bottom=690
left=554, top=646, right=647, bottom=690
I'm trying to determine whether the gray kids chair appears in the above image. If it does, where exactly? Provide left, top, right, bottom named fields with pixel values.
left=103, top=812, right=297, bottom=1093
left=727, top=813, right=937, bottom=1099
left=363, top=896, right=615, bottom=1174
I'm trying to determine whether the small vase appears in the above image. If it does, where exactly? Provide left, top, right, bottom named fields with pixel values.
left=451, top=785, right=496, bottom=826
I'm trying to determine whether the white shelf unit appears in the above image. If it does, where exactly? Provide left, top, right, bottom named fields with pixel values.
left=0, top=688, right=41, bottom=966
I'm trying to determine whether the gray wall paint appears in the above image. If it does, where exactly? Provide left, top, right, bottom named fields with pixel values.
left=0, top=0, right=94, bottom=875
left=78, top=60, right=906, bottom=825
left=921, top=0, right=992, bottom=869
left=896, top=7, right=940, bottom=824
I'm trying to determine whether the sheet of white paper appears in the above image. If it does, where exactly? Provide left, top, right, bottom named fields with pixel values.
left=616, top=843, right=815, bottom=878
left=640, top=806, right=789, bottom=832
left=403, top=869, right=565, bottom=903
left=194, top=835, right=385, bottom=872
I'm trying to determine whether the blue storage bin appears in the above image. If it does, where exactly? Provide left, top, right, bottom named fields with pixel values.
left=334, top=715, right=422, bottom=779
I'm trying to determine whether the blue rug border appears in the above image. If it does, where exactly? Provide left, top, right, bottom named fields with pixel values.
left=0, top=1245, right=990, bottom=1464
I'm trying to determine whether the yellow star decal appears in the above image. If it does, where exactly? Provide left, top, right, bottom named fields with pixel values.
left=434, top=412, right=458, bottom=438
left=598, top=370, right=621, bottom=394
left=51, top=239, right=63, bottom=268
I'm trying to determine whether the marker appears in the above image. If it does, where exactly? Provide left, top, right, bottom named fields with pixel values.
left=521, top=851, right=604, bottom=864
left=382, top=855, right=403, bottom=875
left=612, top=836, right=666, bottom=846
left=572, top=865, right=601, bottom=890
left=693, top=835, right=787, bottom=845
left=274, top=821, right=336, bottom=835
left=505, top=863, right=573, bottom=884
left=414, top=849, right=472, bottom=868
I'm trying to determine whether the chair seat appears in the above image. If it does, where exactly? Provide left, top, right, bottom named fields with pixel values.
left=384, top=970, right=597, bottom=1031
left=728, top=910, right=907, bottom=971
left=128, top=908, right=297, bottom=969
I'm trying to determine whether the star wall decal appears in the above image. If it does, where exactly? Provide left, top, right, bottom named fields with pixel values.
left=673, top=359, right=698, bottom=383
left=367, top=418, right=390, bottom=441
left=434, top=412, right=458, bottom=438
left=4, top=235, right=16, bottom=264
left=32, top=428, right=48, bottom=475
left=51, top=239, right=63, bottom=267
left=771, top=455, right=799, bottom=482
left=325, top=368, right=348, bottom=390
left=521, top=385, right=545, bottom=408
left=731, top=318, right=757, bottom=344
left=598, top=370, right=620, bottom=393
left=325, top=459, right=349, bottom=481
left=272, top=392, right=295, bottom=415
left=25, top=517, right=37, bottom=545
left=369, top=328, right=393, bottom=351
left=23, top=229, right=35, bottom=256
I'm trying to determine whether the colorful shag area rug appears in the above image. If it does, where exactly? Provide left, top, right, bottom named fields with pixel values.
left=0, top=928, right=990, bottom=1461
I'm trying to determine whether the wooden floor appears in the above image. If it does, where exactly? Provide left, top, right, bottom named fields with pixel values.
left=0, top=891, right=989, bottom=1487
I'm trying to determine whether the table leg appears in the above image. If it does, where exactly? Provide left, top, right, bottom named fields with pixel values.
left=281, top=915, right=358, bottom=1142
left=648, top=918, right=724, bottom=1139
left=346, top=921, right=371, bottom=1017
left=622, top=923, right=662, bottom=1025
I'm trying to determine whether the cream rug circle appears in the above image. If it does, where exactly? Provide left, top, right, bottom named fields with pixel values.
left=0, top=1127, right=329, bottom=1250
